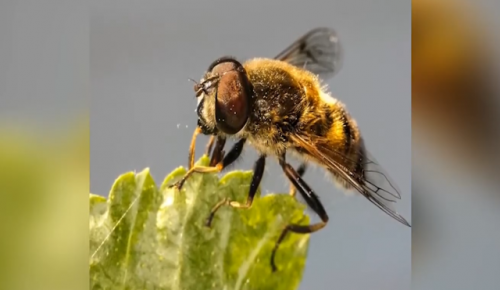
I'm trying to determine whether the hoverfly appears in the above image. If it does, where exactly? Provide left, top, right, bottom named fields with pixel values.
left=169, top=27, right=410, bottom=271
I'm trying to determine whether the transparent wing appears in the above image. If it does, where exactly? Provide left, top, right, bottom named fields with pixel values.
left=274, top=27, right=343, bottom=81
left=356, top=146, right=402, bottom=202
left=291, top=134, right=410, bottom=227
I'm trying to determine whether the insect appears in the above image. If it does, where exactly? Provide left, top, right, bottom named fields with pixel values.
left=168, top=27, right=411, bottom=272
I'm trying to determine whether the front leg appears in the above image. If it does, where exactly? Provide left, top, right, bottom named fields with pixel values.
left=205, top=135, right=217, bottom=158
left=187, top=127, right=202, bottom=170
left=168, top=138, right=246, bottom=191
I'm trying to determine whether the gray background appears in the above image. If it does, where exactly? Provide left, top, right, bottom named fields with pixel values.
left=90, top=1, right=411, bottom=289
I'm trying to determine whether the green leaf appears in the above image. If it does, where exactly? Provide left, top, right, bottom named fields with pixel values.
left=89, top=156, right=311, bottom=290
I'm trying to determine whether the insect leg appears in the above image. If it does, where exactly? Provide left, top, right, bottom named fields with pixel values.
left=205, top=135, right=216, bottom=157
left=209, top=136, right=226, bottom=166
left=187, top=127, right=202, bottom=169
left=205, top=154, right=266, bottom=228
left=169, top=138, right=246, bottom=191
left=288, top=162, right=308, bottom=197
left=271, top=155, right=329, bottom=272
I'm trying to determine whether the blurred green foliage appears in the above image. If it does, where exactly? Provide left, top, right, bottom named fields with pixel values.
left=90, top=156, right=311, bottom=290
left=0, top=118, right=89, bottom=290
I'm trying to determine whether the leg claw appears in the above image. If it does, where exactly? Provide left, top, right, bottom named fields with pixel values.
left=271, top=261, right=278, bottom=273
left=167, top=180, right=184, bottom=191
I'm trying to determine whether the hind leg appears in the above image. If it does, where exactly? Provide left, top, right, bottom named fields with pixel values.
left=288, top=162, right=308, bottom=197
left=271, top=154, right=329, bottom=272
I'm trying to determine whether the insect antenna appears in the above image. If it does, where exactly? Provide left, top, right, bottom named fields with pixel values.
left=187, top=77, right=199, bottom=84
left=188, top=77, right=204, bottom=96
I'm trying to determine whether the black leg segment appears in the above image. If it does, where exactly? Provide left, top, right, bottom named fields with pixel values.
left=209, top=136, right=226, bottom=166
left=289, top=162, right=308, bottom=197
left=205, top=154, right=266, bottom=227
left=271, top=154, right=329, bottom=272
left=220, top=138, right=246, bottom=169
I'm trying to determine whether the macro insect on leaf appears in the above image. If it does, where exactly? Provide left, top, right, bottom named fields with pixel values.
left=168, top=27, right=411, bottom=272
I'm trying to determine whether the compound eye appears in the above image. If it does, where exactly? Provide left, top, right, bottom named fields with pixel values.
left=215, top=69, right=250, bottom=134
